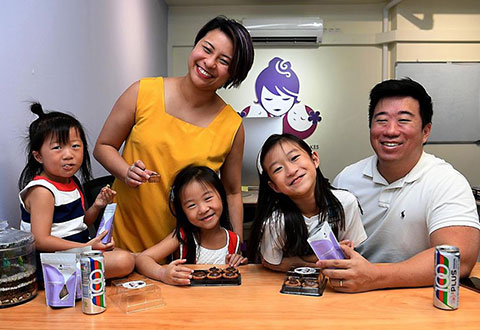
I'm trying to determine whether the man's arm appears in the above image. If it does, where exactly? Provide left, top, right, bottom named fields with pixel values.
left=317, top=226, right=480, bottom=293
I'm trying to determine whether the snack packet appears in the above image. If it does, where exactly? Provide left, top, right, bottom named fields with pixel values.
left=96, top=203, right=116, bottom=244
left=56, top=246, right=92, bottom=300
left=40, top=253, right=77, bottom=307
left=307, top=221, right=345, bottom=260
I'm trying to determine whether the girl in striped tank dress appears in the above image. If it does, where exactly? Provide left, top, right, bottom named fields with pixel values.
left=18, top=103, right=134, bottom=280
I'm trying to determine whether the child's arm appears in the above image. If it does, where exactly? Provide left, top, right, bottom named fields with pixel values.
left=262, top=256, right=318, bottom=273
left=135, top=232, right=193, bottom=286
left=25, top=186, right=86, bottom=251
left=301, top=254, right=319, bottom=263
left=83, top=185, right=116, bottom=226
left=26, top=186, right=113, bottom=252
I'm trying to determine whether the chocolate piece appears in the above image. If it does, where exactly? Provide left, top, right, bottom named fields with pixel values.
left=222, top=272, right=239, bottom=279
left=302, top=279, right=319, bottom=288
left=207, top=271, right=222, bottom=280
left=148, top=173, right=161, bottom=183
left=224, top=266, right=238, bottom=273
left=192, top=270, right=207, bottom=280
left=208, top=266, right=222, bottom=273
left=284, top=276, right=301, bottom=287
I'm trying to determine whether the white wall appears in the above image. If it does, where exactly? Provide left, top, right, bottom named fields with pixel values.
left=168, top=4, right=383, bottom=185
left=168, top=0, right=480, bottom=188
left=0, top=0, right=168, bottom=228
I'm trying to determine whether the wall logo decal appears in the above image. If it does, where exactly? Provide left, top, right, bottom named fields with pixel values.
left=239, top=57, right=321, bottom=139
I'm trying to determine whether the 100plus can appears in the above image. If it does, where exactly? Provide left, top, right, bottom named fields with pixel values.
left=80, top=250, right=106, bottom=314
left=433, top=245, right=460, bottom=310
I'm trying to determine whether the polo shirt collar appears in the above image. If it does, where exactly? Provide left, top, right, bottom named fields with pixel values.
left=362, top=151, right=429, bottom=187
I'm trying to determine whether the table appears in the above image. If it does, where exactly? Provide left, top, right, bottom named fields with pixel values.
left=2, top=264, right=479, bottom=330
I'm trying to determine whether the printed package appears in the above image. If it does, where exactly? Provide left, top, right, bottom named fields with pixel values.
left=96, top=203, right=116, bottom=244
left=40, top=253, right=77, bottom=307
left=307, top=221, right=345, bottom=260
left=55, top=246, right=92, bottom=300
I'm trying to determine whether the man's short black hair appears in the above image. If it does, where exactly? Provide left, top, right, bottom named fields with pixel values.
left=368, top=78, right=433, bottom=128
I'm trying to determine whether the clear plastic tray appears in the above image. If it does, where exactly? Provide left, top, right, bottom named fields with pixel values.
left=110, top=278, right=164, bottom=313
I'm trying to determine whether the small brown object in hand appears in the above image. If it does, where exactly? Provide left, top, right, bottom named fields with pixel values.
left=148, top=173, right=161, bottom=183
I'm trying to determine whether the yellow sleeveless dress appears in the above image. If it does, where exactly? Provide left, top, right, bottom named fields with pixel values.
left=112, top=77, right=242, bottom=253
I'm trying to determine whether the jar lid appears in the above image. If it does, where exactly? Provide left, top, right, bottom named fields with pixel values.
left=0, top=220, right=34, bottom=249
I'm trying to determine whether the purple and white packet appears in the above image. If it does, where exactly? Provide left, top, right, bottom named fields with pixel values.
left=56, top=246, right=91, bottom=300
left=40, top=253, right=77, bottom=307
left=96, top=203, right=116, bottom=244
left=308, top=221, right=345, bottom=260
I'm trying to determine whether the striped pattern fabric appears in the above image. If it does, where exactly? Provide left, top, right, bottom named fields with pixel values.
left=19, top=175, right=88, bottom=238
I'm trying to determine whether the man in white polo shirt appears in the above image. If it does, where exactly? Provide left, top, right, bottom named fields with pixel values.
left=317, top=78, right=480, bottom=292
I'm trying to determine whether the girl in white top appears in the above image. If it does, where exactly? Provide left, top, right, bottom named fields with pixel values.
left=136, top=165, right=246, bottom=286
left=247, top=134, right=367, bottom=272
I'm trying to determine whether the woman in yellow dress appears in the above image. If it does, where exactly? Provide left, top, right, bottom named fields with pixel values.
left=93, top=16, right=254, bottom=256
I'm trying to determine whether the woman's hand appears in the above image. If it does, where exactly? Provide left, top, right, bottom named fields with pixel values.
left=159, top=259, right=193, bottom=286
left=125, top=159, right=159, bottom=187
left=225, top=254, right=248, bottom=267
left=93, top=185, right=116, bottom=209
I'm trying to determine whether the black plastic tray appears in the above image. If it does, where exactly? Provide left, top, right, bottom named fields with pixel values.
left=190, top=270, right=241, bottom=286
left=280, top=267, right=327, bottom=297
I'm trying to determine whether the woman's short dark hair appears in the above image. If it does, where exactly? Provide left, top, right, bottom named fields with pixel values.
left=368, top=77, right=433, bottom=129
left=194, top=15, right=254, bottom=89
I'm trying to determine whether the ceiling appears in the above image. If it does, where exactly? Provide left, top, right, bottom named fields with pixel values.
left=164, top=0, right=388, bottom=6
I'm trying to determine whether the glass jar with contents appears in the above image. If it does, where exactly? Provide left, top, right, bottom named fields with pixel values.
left=0, top=220, right=37, bottom=308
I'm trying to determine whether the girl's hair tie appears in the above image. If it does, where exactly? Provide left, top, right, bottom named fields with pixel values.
left=256, top=149, right=263, bottom=175
left=30, top=102, right=45, bottom=118
left=169, top=185, right=175, bottom=202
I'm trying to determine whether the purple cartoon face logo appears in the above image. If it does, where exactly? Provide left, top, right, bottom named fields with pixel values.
left=240, top=57, right=321, bottom=139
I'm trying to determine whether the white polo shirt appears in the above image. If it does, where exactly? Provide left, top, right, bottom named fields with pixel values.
left=260, top=189, right=367, bottom=265
left=333, top=152, right=480, bottom=263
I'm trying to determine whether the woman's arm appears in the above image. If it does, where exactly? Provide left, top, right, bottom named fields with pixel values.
left=135, top=232, right=192, bottom=285
left=220, top=124, right=245, bottom=241
left=93, top=81, right=150, bottom=185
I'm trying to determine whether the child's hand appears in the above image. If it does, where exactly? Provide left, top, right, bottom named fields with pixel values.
left=93, top=185, right=116, bottom=209
left=159, top=259, right=193, bottom=286
left=87, top=230, right=114, bottom=251
left=225, top=254, right=248, bottom=267
left=339, top=240, right=354, bottom=249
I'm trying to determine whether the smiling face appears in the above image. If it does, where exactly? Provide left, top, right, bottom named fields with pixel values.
left=370, top=96, right=431, bottom=181
left=180, top=180, right=223, bottom=231
left=188, top=28, right=233, bottom=91
left=263, top=140, right=319, bottom=201
left=32, top=127, right=84, bottom=184
left=260, top=86, right=296, bottom=117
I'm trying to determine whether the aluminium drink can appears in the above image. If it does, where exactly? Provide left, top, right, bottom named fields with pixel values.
left=433, top=245, right=460, bottom=310
left=80, top=250, right=106, bottom=314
